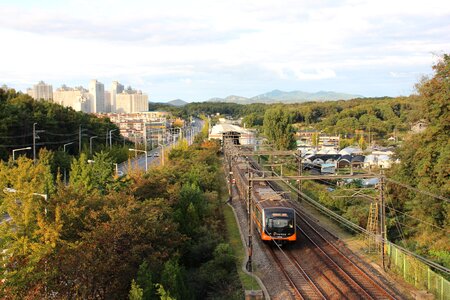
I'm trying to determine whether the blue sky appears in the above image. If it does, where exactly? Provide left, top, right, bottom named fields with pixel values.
left=1, top=0, right=449, bottom=102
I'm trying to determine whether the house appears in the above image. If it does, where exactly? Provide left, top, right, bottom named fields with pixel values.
left=411, top=119, right=429, bottom=134
left=339, top=146, right=363, bottom=156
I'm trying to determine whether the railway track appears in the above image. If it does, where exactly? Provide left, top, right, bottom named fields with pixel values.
left=233, top=154, right=402, bottom=299
left=268, top=244, right=326, bottom=300
left=294, top=209, right=398, bottom=299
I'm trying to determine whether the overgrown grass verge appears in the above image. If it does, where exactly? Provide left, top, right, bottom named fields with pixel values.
left=223, top=204, right=261, bottom=290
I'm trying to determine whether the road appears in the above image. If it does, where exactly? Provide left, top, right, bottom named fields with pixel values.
left=118, top=119, right=204, bottom=175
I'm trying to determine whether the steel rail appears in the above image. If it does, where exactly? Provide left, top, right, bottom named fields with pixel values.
left=296, top=210, right=397, bottom=300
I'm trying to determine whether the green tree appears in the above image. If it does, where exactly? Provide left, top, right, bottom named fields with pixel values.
left=129, top=279, right=144, bottom=300
left=136, top=261, right=156, bottom=300
left=0, top=155, right=61, bottom=298
left=263, top=107, right=296, bottom=150
left=389, top=54, right=450, bottom=265
left=155, top=284, right=175, bottom=300
left=358, top=135, right=367, bottom=150
left=161, top=258, right=191, bottom=300
left=69, top=151, right=114, bottom=194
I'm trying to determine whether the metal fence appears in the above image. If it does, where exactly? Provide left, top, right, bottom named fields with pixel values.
left=387, top=242, right=449, bottom=300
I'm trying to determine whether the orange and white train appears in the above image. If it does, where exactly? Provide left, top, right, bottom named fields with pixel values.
left=232, top=158, right=297, bottom=244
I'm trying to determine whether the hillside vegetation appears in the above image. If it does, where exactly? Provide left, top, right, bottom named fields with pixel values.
left=0, top=134, right=242, bottom=299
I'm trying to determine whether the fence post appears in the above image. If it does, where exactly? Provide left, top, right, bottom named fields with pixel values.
left=395, top=246, right=398, bottom=267
left=403, top=252, right=407, bottom=279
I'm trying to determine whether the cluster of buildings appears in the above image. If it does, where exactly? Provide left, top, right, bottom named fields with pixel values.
left=26, top=80, right=148, bottom=114
left=97, top=111, right=177, bottom=144
left=26, top=81, right=178, bottom=145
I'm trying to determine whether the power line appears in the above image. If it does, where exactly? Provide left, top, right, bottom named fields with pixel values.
left=0, top=133, right=33, bottom=139
left=386, top=202, right=448, bottom=232
left=385, top=177, right=450, bottom=203
left=44, top=131, right=80, bottom=137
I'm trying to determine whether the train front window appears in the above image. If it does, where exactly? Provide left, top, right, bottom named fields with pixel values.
left=265, top=210, right=295, bottom=235
left=267, top=218, right=292, bottom=229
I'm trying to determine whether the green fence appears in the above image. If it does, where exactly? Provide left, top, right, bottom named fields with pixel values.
left=387, top=242, right=449, bottom=300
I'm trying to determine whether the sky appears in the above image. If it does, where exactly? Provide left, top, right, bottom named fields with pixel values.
left=0, top=0, right=449, bottom=102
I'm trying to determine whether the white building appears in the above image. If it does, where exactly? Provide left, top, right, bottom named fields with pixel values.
left=110, top=81, right=124, bottom=113
left=53, top=85, right=90, bottom=112
left=209, top=124, right=255, bottom=145
left=88, top=80, right=105, bottom=113
left=104, top=91, right=111, bottom=112
left=27, top=81, right=53, bottom=101
left=116, top=87, right=148, bottom=113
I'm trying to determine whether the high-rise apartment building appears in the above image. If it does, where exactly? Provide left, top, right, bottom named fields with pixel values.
left=53, top=85, right=90, bottom=112
left=116, top=87, right=148, bottom=113
left=27, top=81, right=53, bottom=101
left=88, top=79, right=105, bottom=113
left=104, top=91, right=112, bottom=112
left=110, top=81, right=124, bottom=113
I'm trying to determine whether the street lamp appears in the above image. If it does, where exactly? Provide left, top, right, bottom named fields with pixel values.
left=63, top=142, right=74, bottom=152
left=63, top=142, right=74, bottom=185
left=158, top=143, right=165, bottom=167
left=3, top=187, right=48, bottom=207
left=109, top=129, right=118, bottom=149
left=87, top=160, right=120, bottom=177
left=12, top=146, right=32, bottom=161
left=128, top=148, right=148, bottom=172
left=113, top=163, right=119, bottom=177
left=89, top=136, right=98, bottom=155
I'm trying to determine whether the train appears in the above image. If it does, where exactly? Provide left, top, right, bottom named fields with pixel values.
left=232, top=157, right=297, bottom=245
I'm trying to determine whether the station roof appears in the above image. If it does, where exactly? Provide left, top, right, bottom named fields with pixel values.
left=210, top=124, right=251, bottom=135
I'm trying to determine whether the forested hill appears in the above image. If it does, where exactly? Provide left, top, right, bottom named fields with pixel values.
left=174, top=96, right=417, bottom=140
left=0, top=89, right=118, bottom=161
left=388, top=55, right=449, bottom=265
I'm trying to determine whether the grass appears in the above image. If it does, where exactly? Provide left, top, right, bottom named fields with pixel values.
left=223, top=204, right=260, bottom=290
left=218, top=160, right=260, bottom=291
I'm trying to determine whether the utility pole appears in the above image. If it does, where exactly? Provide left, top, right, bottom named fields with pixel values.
left=143, top=123, right=147, bottom=152
left=33, top=123, right=44, bottom=164
left=246, top=171, right=253, bottom=272
left=227, top=146, right=233, bottom=203
left=79, top=125, right=82, bottom=153
left=33, top=122, right=37, bottom=163
left=297, top=149, right=302, bottom=201
left=379, top=170, right=386, bottom=270
left=159, top=143, right=165, bottom=166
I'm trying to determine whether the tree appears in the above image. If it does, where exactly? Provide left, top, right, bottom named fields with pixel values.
left=0, top=154, right=61, bottom=298
left=263, top=107, right=296, bottom=150
left=389, top=54, right=450, bottom=266
left=161, top=258, right=191, bottom=300
left=69, top=151, right=114, bottom=194
left=358, top=135, right=367, bottom=150
left=136, top=261, right=156, bottom=300
left=129, top=280, right=144, bottom=300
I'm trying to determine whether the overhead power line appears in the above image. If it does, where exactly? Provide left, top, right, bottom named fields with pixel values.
left=385, top=177, right=450, bottom=203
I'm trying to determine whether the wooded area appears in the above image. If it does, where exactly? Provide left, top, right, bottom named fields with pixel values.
left=0, top=134, right=242, bottom=299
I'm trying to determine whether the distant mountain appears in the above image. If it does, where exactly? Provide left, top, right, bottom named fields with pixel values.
left=207, top=90, right=363, bottom=104
left=167, top=99, right=188, bottom=106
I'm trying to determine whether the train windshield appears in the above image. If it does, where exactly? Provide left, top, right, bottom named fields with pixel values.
left=265, top=211, right=295, bottom=236
left=269, top=218, right=292, bottom=229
